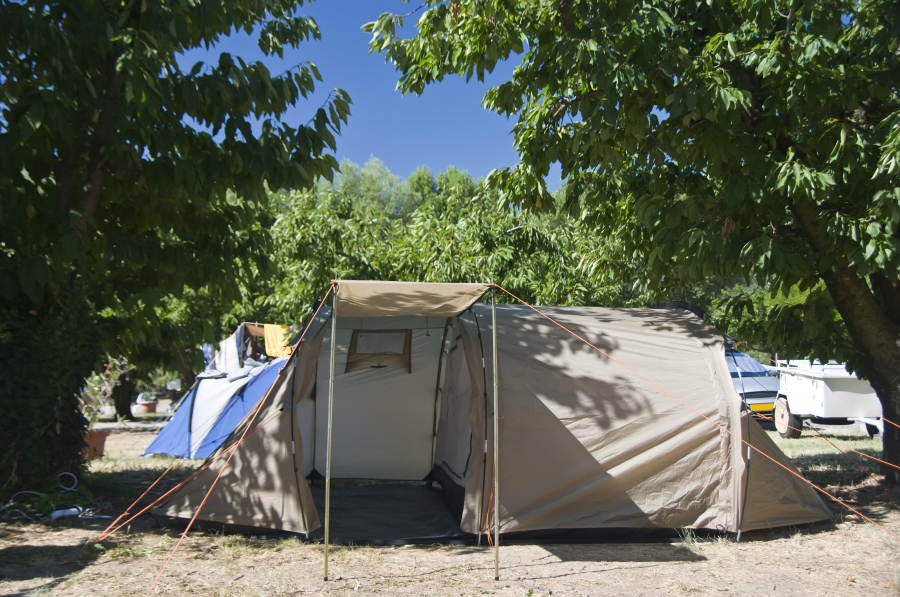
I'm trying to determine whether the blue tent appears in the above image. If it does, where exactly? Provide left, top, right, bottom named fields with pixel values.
left=192, top=361, right=285, bottom=459
left=143, top=358, right=286, bottom=459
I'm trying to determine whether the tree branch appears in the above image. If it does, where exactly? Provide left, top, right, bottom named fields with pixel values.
left=779, top=0, right=802, bottom=54
left=77, top=1, right=144, bottom=219
left=55, top=128, right=88, bottom=219
left=548, top=89, right=604, bottom=127
left=78, top=59, right=125, bottom=218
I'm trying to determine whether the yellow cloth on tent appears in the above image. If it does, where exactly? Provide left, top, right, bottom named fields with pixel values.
left=264, top=324, right=292, bottom=357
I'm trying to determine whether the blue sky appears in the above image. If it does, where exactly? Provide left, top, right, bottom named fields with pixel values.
left=179, top=0, right=562, bottom=189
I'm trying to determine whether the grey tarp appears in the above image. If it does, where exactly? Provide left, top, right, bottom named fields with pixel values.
left=154, top=286, right=831, bottom=538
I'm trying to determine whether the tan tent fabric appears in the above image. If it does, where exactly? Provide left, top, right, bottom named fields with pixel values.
left=154, top=313, right=329, bottom=533
left=244, top=324, right=265, bottom=338
left=451, top=305, right=830, bottom=534
left=334, top=280, right=489, bottom=318
left=264, top=324, right=292, bottom=357
left=739, top=415, right=833, bottom=530
left=314, top=326, right=444, bottom=480
left=155, top=296, right=831, bottom=538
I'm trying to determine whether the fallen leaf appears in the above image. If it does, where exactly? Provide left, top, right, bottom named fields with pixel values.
left=848, top=564, right=860, bottom=568
left=846, top=577, right=856, bottom=583
left=885, top=582, right=894, bottom=588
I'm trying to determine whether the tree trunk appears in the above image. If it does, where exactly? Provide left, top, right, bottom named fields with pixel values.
left=112, top=372, right=137, bottom=421
left=792, top=200, right=900, bottom=483
left=181, top=368, right=197, bottom=396
left=867, top=372, right=900, bottom=484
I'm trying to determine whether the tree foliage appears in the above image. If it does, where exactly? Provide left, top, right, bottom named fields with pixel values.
left=368, top=0, right=900, bottom=478
left=0, top=0, right=349, bottom=491
left=262, top=162, right=640, bottom=323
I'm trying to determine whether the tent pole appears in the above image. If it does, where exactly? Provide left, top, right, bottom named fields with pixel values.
left=324, top=292, right=338, bottom=581
left=491, top=286, right=500, bottom=581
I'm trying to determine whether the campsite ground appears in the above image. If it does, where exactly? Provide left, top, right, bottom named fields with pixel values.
left=2, top=428, right=899, bottom=597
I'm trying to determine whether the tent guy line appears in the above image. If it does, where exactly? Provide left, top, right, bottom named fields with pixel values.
left=94, top=411, right=283, bottom=543
left=93, top=407, right=284, bottom=545
left=492, top=283, right=900, bottom=542
left=753, top=411, right=897, bottom=495
left=757, top=409, right=900, bottom=473
left=143, top=283, right=335, bottom=597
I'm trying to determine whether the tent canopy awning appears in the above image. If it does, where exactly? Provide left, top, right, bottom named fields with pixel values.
left=333, top=280, right=491, bottom=318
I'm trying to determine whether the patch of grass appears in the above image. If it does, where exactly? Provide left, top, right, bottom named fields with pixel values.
left=676, top=528, right=700, bottom=552
left=23, top=582, right=57, bottom=596
left=766, top=428, right=883, bottom=487
left=216, top=535, right=255, bottom=558
left=83, top=431, right=198, bottom=503
left=671, top=580, right=701, bottom=593
left=275, top=536, right=304, bottom=550
left=94, top=542, right=153, bottom=559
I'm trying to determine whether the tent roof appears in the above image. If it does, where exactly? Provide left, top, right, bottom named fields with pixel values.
left=334, top=280, right=490, bottom=318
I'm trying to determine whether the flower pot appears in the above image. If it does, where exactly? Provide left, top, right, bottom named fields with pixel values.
left=133, top=401, right=157, bottom=414
left=82, top=429, right=110, bottom=460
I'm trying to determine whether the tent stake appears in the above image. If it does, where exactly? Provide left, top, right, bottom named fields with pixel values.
left=324, top=291, right=338, bottom=581
left=491, top=286, right=500, bottom=581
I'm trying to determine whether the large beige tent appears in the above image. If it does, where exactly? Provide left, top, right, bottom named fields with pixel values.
left=154, top=281, right=831, bottom=564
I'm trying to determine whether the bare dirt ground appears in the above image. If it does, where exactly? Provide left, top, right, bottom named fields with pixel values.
left=2, top=429, right=899, bottom=597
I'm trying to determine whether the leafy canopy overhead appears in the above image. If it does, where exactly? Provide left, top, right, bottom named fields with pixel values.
left=0, top=0, right=352, bottom=374
left=368, top=0, right=900, bottom=477
left=1, top=0, right=350, bottom=342
left=0, top=0, right=351, bottom=489
left=367, top=0, right=900, bottom=367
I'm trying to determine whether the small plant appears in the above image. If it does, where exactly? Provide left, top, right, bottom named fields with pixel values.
left=677, top=527, right=700, bottom=551
left=96, top=542, right=152, bottom=559
left=790, top=531, right=802, bottom=548
left=671, top=581, right=701, bottom=593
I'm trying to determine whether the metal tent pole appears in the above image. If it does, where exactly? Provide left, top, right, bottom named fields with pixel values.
left=491, top=286, right=500, bottom=580
left=324, top=291, right=338, bottom=581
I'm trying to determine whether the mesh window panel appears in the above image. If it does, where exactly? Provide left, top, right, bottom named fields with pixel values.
left=345, top=329, right=412, bottom=373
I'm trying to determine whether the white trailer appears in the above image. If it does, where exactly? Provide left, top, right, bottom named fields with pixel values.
left=773, top=360, right=883, bottom=439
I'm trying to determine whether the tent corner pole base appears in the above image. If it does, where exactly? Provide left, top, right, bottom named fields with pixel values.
left=491, top=285, right=500, bottom=580
left=324, top=290, right=338, bottom=583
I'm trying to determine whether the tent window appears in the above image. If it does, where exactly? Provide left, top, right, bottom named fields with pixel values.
left=356, top=331, right=406, bottom=355
left=345, top=329, right=412, bottom=374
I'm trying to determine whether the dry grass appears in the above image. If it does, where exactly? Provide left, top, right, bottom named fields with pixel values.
left=766, top=425, right=884, bottom=488
left=2, top=428, right=899, bottom=596
left=84, top=431, right=201, bottom=510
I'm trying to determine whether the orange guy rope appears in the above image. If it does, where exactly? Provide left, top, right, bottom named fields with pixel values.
left=493, top=284, right=899, bottom=541
left=755, top=412, right=896, bottom=493
left=94, top=456, right=183, bottom=541
left=95, top=409, right=283, bottom=543
left=144, top=285, right=334, bottom=595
